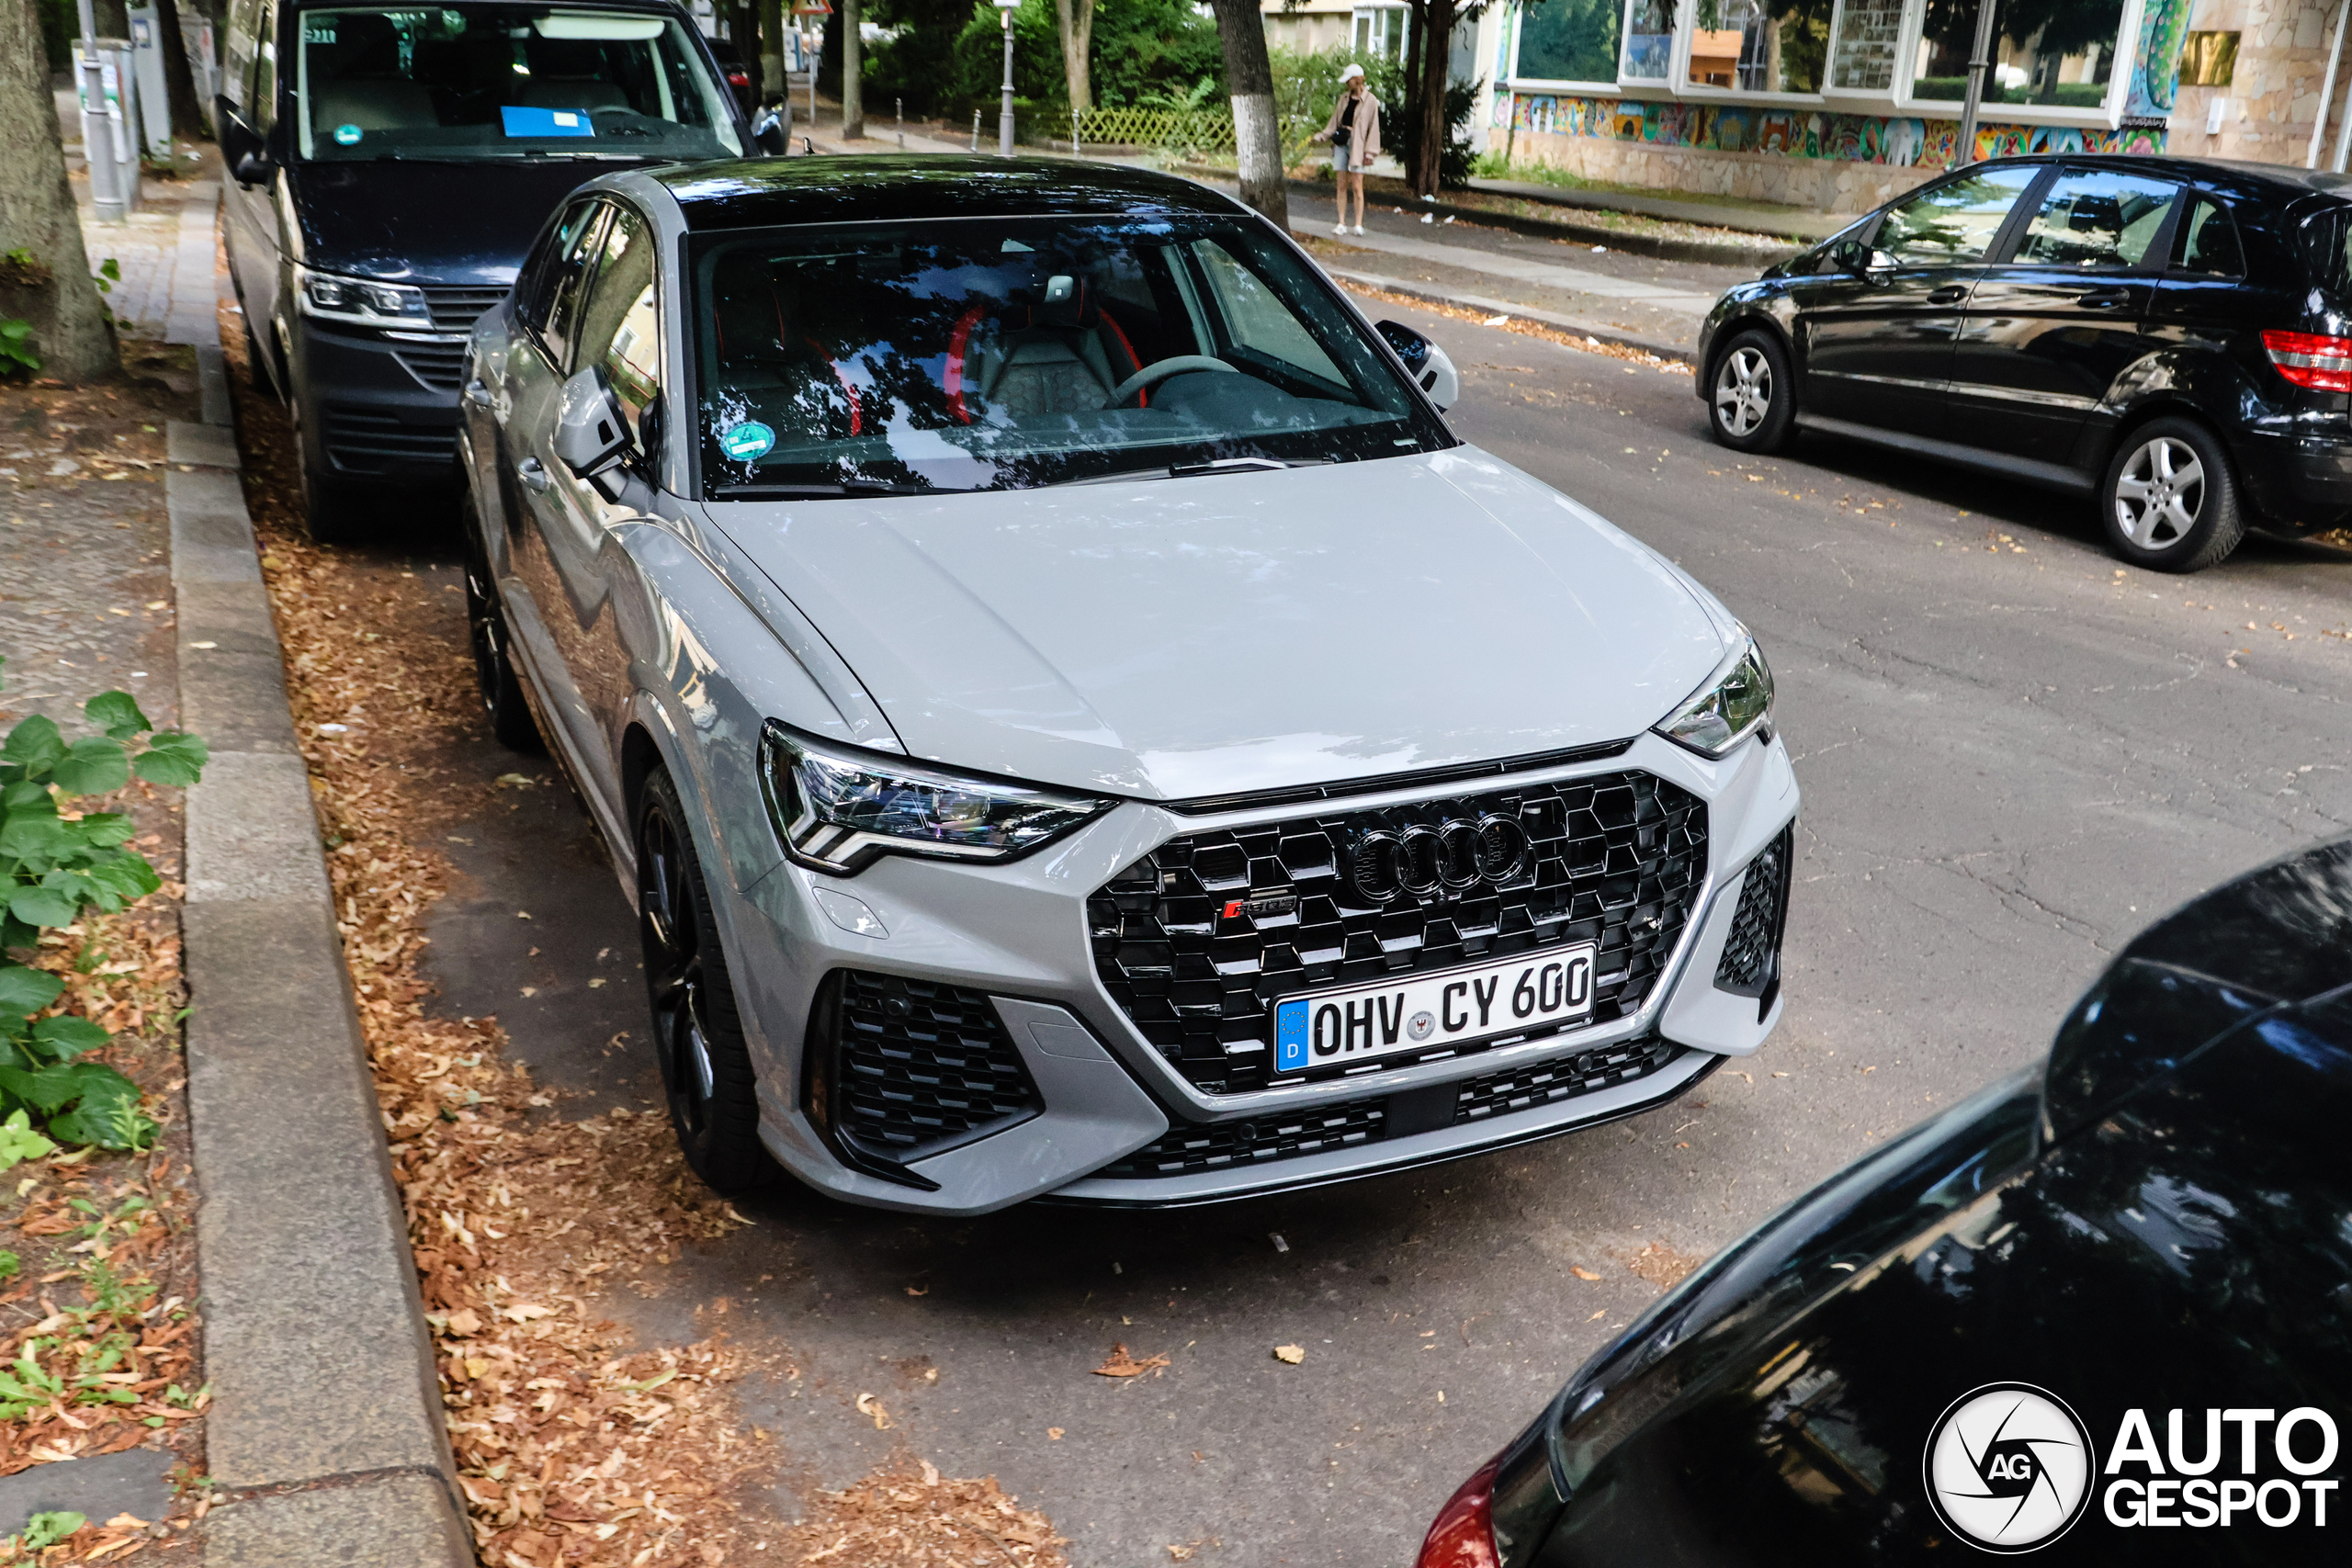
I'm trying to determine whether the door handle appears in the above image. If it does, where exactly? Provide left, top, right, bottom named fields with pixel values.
left=1926, top=285, right=1970, bottom=305
left=2077, top=289, right=2133, bottom=309
left=464, top=378, right=494, bottom=409
left=516, top=457, right=550, bottom=493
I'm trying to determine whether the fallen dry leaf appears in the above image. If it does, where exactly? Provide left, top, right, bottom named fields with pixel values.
left=1047, top=1427, right=1065, bottom=1440
left=1570, top=1266, right=1601, bottom=1281
left=856, top=1392, right=894, bottom=1430
left=1092, top=1342, right=1170, bottom=1379
left=1272, top=1344, right=1306, bottom=1365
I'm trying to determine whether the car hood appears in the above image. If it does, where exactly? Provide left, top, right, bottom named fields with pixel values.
left=284, top=158, right=622, bottom=287
left=713, top=449, right=1735, bottom=801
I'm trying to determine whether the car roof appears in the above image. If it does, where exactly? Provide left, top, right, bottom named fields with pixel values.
left=1959, top=152, right=2352, bottom=205
left=652, top=155, right=1249, bottom=231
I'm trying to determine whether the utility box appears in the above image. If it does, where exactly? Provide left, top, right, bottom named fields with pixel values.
left=129, top=6, right=173, bottom=157
left=78, top=40, right=142, bottom=219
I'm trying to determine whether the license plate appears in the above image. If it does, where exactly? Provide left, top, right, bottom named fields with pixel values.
left=1273, top=945, right=1598, bottom=1074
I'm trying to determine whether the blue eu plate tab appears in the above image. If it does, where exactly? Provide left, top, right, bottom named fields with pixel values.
left=501, top=106, right=594, bottom=138
left=1274, top=998, right=1310, bottom=1074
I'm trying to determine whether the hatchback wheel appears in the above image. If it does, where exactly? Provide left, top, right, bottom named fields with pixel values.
left=462, top=507, right=541, bottom=751
left=2101, top=417, right=2245, bottom=572
left=636, top=769, right=774, bottom=1193
left=1708, top=330, right=1794, bottom=454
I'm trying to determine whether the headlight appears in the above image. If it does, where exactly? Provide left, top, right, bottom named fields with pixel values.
left=759, top=722, right=1115, bottom=874
left=1654, top=637, right=1772, bottom=758
left=293, top=264, right=431, bottom=329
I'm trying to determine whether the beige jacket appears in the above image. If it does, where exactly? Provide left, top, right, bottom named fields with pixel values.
left=1319, top=88, right=1381, bottom=172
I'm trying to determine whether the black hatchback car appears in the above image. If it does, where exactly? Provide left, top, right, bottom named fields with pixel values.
left=1698, top=156, right=2352, bottom=572
left=1414, top=836, right=2352, bottom=1565
left=214, top=0, right=780, bottom=541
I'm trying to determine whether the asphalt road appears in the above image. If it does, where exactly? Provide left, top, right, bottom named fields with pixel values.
left=410, top=309, right=2352, bottom=1568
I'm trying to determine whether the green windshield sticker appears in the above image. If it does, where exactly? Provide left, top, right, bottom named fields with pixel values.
left=334, top=123, right=363, bottom=145
left=718, top=422, right=775, bottom=461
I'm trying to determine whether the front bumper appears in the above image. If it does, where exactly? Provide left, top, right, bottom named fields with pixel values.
left=720, top=729, right=1800, bottom=1215
left=288, top=317, right=467, bottom=489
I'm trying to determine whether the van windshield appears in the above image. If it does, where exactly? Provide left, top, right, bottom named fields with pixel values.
left=689, top=215, right=1448, bottom=497
left=294, top=5, right=741, bottom=162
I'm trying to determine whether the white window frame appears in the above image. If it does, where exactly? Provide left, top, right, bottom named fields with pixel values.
left=1889, top=0, right=2143, bottom=128
left=1618, top=0, right=1678, bottom=88
left=1668, top=0, right=1844, bottom=105
left=1504, top=0, right=1627, bottom=96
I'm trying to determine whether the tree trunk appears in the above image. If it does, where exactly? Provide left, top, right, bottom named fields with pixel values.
left=0, top=0, right=118, bottom=383
left=94, top=0, right=127, bottom=36
left=1205, top=0, right=1285, bottom=230
left=841, top=0, right=862, bottom=137
left=759, top=0, right=784, bottom=99
left=1414, top=0, right=1455, bottom=197
left=1052, top=0, right=1094, bottom=115
left=156, top=0, right=206, bottom=139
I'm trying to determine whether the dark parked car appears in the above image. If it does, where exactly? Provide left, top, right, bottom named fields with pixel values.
left=1699, top=156, right=2352, bottom=572
left=213, top=0, right=781, bottom=540
left=1418, top=836, right=2352, bottom=1565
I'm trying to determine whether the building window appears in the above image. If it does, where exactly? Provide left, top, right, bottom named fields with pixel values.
left=2178, top=30, right=2238, bottom=87
left=1623, top=0, right=1675, bottom=79
left=1518, top=0, right=1623, bottom=83
left=1830, top=0, right=1905, bottom=90
left=1912, top=0, right=2126, bottom=107
left=1689, top=0, right=1833, bottom=93
left=1353, top=6, right=1408, bottom=62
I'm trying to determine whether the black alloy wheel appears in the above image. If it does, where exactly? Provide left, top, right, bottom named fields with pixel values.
left=1707, top=329, right=1795, bottom=455
left=461, top=506, right=543, bottom=752
left=635, top=769, right=774, bottom=1193
left=2100, top=415, right=2246, bottom=572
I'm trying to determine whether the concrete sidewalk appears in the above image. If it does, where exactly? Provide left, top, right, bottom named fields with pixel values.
left=1464, top=175, right=1849, bottom=243
left=1311, top=226, right=1719, bottom=317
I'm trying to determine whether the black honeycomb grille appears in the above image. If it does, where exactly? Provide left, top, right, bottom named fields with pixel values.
left=834, top=971, right=1040, bottom=1158
left=1714, top=824, right=1792, bottom=997
left=1089, top=770, right=1708, bottom=1094
left=1453, top=1036, right=1682, bottom=1123
left=1098, top=1100, right=1387, bottom=1179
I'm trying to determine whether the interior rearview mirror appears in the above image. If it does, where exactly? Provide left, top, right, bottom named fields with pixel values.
left=554, top=367, right=633, bottom=496
left=1374, top=319, right=1460, bottom=413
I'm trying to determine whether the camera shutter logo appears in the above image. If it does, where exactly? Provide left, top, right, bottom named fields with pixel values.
left=1924, top=1383, right=2096, bottom=1552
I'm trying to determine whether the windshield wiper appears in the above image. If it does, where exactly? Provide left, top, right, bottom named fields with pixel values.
left=1058, top=456, right=1330, bottom=487
left=718, top=479, right=936, bottom=499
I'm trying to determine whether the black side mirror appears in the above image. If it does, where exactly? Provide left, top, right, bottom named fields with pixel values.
left=216, top=98, right=274, bottom=186
left=1374, top=319, right=1459, bottom=412
left=1830, top=237, right=1869, bottom=276
left=752, top=106, right=788, bottom=157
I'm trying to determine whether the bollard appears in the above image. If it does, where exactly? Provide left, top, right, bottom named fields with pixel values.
left=897, top=97, right=904, bottom=150
left=971, top=109, right=980, bottom=152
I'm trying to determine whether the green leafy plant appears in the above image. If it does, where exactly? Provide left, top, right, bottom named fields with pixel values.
left=91, top=258, right=120, bottom=296
left=11, top=1512, right=85, bottom=1553
left=0, top=320, right=35, bottom=378
left=0, top=1111, right=53, bottom=1172
left=0, top=656, right=207, bottom=1153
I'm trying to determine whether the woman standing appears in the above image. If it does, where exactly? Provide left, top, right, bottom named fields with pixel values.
left=1311, top=62, right=1380, bottom=236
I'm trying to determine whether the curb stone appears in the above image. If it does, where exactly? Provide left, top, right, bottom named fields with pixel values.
left=172, top=319, right=470, bottom=1562
left=1314, top=261, right=1698, bottom=366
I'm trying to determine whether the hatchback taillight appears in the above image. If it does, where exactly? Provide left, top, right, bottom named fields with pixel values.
left=1414, top=1459, right=1502, bottom=1568
left=2263, top=329, right=2352, bottom=391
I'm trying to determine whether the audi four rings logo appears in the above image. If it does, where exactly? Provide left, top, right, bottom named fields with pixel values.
left=1344, top=817, right=1532, bottom=903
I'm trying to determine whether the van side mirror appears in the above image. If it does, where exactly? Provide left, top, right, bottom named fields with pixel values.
left=752, top=105, right=788, bottom=156
left=1375, top=319, right=1460, bottom=412
left=217, top=99, right=275, bottom=186
left=554, top=367, right=633, bottom=498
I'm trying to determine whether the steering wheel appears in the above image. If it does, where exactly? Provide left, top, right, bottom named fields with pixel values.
left=1106, top=355, right=1238, bottom=407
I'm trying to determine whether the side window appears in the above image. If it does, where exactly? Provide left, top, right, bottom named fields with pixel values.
left=2175, top=197, right=2245, bottom=277
left=520, top=202, right=599, bottom=338
left=1190, top=240, right=1345, bottom=388
left=574, top=207, right=662, bottom=441
left=1875, top=166, right=2041, bottom=267
left=2013, top=170, right=2181, bottom=270
left=538, top=203, right=613, bottom=371
left=247, top=1, right=278, bottom=131
left=223, top=0, right=258, bottom=108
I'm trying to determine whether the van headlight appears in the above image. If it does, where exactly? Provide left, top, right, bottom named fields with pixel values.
left=760, top=722, right=1114, bottom=874
left=1655, top=637, right=1772, bottom=758
left=293, top=264, right=431, bottom=329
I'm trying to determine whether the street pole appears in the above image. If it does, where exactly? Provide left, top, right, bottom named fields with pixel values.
left=76, top=0, right=124, bottom=220
left=996, top=0, right=1020, bottom=157
left=1953, top=0, right=2000, bottom=167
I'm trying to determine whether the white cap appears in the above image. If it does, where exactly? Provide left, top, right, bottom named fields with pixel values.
left=1340, top=63, right=1365, bottom=81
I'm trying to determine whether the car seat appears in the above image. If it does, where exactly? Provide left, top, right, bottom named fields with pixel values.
left=946, top=276, right=1147, bottom=422
left=709, top=257, right=863, bottom=440
left=521, top=37, right=635, bottom=115
left=309, top=13, right=438, bottom=132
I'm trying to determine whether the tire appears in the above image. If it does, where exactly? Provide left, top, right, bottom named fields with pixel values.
left=1707, top=329, right=1795, bottom=454
left=636, top=769, right=775, bottom=1194
left=461, top=507, right=543, bottom=752
left=2100, top=416, right=2246, bottom=572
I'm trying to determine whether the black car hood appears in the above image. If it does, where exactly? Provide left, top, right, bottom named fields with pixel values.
left=2044, top=835, right=2352, bottom=1135
left=284, top=158, right=622, bottom=287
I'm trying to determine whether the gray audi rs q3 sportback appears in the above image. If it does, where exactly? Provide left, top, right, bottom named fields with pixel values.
left=459, top=156, right=1800, bottom=1214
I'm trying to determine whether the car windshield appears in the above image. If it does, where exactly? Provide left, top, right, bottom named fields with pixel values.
left=293, top=5, right=740, bottom=163
left=689, top=215, right=1448, bottom=496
